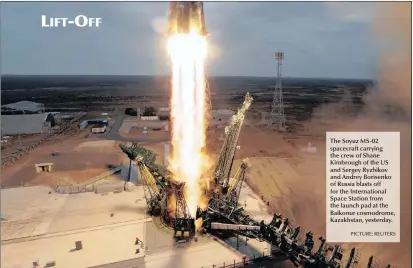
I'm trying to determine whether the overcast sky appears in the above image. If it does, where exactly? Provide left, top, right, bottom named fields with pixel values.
left=1, top=2, right=384, bottom=78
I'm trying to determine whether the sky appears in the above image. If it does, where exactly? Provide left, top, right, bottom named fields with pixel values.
left=1, top=2, right=385, bottom=79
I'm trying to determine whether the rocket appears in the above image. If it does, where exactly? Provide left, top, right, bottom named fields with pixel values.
left=168, top=1, right=207, bottom=36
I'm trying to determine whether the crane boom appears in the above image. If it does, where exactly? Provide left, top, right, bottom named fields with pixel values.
left=224, top=158, right=249, bottom=206
left=214, top=93, right=253, bottom=187
left=136, top=156, right=162, bottom=215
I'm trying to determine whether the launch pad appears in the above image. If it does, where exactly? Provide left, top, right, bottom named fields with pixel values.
left=120, top=92, right=391, bottom=268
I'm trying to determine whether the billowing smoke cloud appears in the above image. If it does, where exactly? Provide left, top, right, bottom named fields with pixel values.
left=276, top=2, right=411, bottom=267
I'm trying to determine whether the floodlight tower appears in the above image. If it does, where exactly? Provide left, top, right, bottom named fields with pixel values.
left=270, top=52, right=286, bottom=129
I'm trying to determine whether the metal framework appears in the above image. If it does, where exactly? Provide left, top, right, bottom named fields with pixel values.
left=196, top=95, right=391, bottom=268
left=213, top=93, right=253, bottom=187
left=135, top=156, right=162, bottom=215
left=118, top=95, right=392, bottom=267
left=172, top=182, right=195, bottom=239
left=270, top=52, right=286, bottom=129
left=223, top=158, right=249, bottom=207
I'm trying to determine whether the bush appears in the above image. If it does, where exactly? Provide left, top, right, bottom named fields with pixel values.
left=142, top=106, right=156, bottom=116
left=159, top=115, right=170, bottom=121
left=125, top=108, right=137, bottom=116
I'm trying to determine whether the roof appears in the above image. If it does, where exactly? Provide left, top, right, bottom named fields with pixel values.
left=1, top=113, right=50, bottom=135
left=2, top=101, right=44, bottom=112
left=92, top=124, right=106, bottom=128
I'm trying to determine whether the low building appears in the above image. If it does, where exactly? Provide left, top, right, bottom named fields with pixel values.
left=1, top=101, right=45, bottom=114
left=91, top=124, right=107, bottom=134
left=79, top=120, right=108, bottom=129
left=88, top=120, right=108, bottom=126
left=1, top=113, right=56, bottom=135
left=140, top=116, right=159, bottom=121
left=79, top=120, right=88, bottom=129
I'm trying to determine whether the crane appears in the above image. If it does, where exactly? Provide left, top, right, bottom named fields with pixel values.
left=223, top=158, right=250, bottom=207
left=213, top=93, right=253, bottom=188
left=135, top=156, right=162, bottom=215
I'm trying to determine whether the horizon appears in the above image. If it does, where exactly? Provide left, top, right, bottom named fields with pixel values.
left=1, top=74, right=374, bottom=81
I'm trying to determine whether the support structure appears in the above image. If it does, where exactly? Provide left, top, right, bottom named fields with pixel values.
left=270, top=52, right=286, bottom=129
left=223, top=158, right=249, bottom=207
left=135, top=156, right=162, bottom=215
left=173, top=182, right=195, bottom=239
left=213, top=93, right=253, bottom=187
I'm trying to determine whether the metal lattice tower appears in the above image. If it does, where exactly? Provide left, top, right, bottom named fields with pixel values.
left=270, top=52, right=285, bottom=129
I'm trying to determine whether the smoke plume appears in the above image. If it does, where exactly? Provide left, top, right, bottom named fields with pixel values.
left=282, top=2, right=411, bottom=267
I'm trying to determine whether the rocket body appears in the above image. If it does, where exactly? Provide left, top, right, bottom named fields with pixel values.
left=168, top=1, right=207, bottom=36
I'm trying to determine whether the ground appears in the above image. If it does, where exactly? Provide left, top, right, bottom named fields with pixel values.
left=1, top=137, right=125, bottom=187
left=1, top=87, right=410, bottom=267
left=237, top=130, right=411, bottom=267
left=1, top=184, right=275, bottom=268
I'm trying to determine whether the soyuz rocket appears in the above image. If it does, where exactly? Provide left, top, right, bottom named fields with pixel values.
left=168, top=1, right=208, bottom=36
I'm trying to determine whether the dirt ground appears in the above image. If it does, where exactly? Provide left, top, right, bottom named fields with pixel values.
left=235, top=125, right=411, bottom=268
left=121, top=127, right=170, bottom=140
left=1, top=134, right=44, bottom=157
left=1, top=134, right=125, bottom=188
left=205, top=95, right=411, bottom=267
left=206, top=124, right=308, bottom=159
left=1, top=91, right=410, bottom=267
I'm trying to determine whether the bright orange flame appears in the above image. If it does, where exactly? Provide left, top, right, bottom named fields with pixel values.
left=167, top=32, right=209, bottom=218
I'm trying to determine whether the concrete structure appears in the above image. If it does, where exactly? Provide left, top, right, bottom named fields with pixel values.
left=94, top=182, right=124, bottom=194
left=79, top=120, right=88, bottom=129
left=1, top=113, right=55, bottom=135
left=2, top=101, right=45, bottom=113
left=48, top=112, right=62, bottom=124
left=118, top=119, right=170, bottom=136
left=140, top=116, right=159, bottom=121
left=35, top=163, right=53, bottom=173
left=79, top=120, right=108, bottom=130
left=91, top=124, right=107, bottom=133
left=1, top=185, right=248, bottom=268
left=120, top=161, right=138, bottom=183
left=157, top=107, right=170, bottom=118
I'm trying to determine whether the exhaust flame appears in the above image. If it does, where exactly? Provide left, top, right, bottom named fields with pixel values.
left=167, top=32, right=208, bottom=218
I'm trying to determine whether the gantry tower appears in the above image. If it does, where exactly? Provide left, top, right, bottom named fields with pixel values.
left=213, top=93, right=253, bottom=187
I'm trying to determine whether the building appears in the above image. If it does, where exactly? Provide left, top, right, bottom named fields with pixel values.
left=88, top=120, right=108, bottom=126
left=1, top=113, right=56, bottom=135
left=79, top=120, right=108, bottom=129
left=50, top=112, right=62, bottom=124
left=120, top=161, right=138, bottom=183
left=79, top=120, right=88, bottom=129
left=91, top=124, right=107, bottom=133
left=1, top=101, right=45, bottom=114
